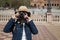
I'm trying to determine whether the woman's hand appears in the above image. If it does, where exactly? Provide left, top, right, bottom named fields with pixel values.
left=24, top=14, right=32, bottom=22
left=11, top=12, right=19, bottom=19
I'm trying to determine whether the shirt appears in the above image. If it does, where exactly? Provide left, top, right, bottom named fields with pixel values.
left=21, top=23, right=26, bottom=40
left=21, top=19, right=32, bottom=40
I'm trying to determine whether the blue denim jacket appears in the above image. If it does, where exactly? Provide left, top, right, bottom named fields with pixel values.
left=3, top=18, right=38, bottom=40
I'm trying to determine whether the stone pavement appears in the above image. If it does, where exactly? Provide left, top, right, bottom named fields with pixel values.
left=0, top=22, right=59, bottom=40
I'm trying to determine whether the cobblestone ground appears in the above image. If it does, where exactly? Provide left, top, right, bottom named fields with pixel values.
left=0, top=22, right=59, bottom=40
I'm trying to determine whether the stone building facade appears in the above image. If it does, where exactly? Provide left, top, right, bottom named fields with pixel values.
left=31, top=0, right=60, bottom=8
left=0, top=9, right=60, bottom=24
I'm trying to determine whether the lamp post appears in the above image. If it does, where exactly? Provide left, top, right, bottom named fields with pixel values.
left=46, top=0, right=52, bottom=22
left=47, top=0, right=51, bottom=13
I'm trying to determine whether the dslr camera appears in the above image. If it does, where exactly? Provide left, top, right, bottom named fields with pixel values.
left=15, top=11, right=31, bottom=23
left=18, top=11, right=26, bottom=20
left=15, top=11, right=31, bottom=20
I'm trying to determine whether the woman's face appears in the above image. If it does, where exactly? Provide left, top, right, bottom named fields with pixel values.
left=24, top=13, right=28, bottom=19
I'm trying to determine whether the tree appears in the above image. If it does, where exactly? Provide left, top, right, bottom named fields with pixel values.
left=0, top=0, right=6, bottom=7
left=0, top=0, right=31, bottom=8
left=19, top=0, right=31, bottom=7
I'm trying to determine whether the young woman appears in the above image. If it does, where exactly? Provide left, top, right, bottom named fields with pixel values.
left=3, top=6, right=38, bottom=40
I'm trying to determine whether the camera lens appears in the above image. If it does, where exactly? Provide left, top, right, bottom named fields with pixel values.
left=18, top=12, right=25, bottom=19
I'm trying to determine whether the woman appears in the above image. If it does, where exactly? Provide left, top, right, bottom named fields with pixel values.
left=3, top=6, right=38, bottom=40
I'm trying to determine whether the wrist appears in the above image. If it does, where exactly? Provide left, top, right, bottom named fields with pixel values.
left=27, top=17, right=32, bottom=22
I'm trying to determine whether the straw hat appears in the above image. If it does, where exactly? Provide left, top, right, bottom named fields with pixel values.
left=18, top=6, right=28, bottom=12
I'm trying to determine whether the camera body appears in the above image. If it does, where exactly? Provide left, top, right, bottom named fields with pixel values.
left=18, top=11, right=26, bottom=20
left=15, top=11, right=31, bottom=23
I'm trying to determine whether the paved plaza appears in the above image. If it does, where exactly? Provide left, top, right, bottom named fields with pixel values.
left=0, top=22, right=60, bottom=40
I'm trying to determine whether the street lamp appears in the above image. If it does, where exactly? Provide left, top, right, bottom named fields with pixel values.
left=47, top=0, right=52, bottom=13
left=45, top=0, right=52, bottom=22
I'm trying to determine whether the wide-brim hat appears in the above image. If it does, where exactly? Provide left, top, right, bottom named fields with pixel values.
left=18, top=6, right=28, bottom=12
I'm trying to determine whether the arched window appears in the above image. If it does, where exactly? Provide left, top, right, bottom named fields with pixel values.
left=44, top=4, right=46, bottom=6
left=52, top=4, right=54, bottom=6
left=34, top=4, right=36, bottom=7
left=57, top=4, right=59, bottom=6
left=55, top=4, right=56, bottom=6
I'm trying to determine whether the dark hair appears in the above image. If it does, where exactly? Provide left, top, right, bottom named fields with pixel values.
left=27, top=12, right=31, bottom=17
left=15, top=11, right=17, bottom=14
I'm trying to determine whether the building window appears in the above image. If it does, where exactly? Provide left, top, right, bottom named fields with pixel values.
left=37, top=19, right=38, bottom=21
left=57, top=4, right=59, bottom=6
left=52, top=4, right=54, bottom=6
left=55, top=4, right=56, bottom=6
left=44, top=4, right=46, bottom=6
left=34, top=4, right=36, bottom=7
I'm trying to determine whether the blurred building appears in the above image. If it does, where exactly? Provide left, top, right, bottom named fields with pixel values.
left=0, top=9, right=60, bottom=24
left=31, top=0, right=60, bottom=9
left=0, top=9, right=14, bottom=22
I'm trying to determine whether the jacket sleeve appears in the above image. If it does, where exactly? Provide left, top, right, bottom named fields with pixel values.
left=28, top=20, right=38, bottom=35
left=3, top=18, right=15, bottom=33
